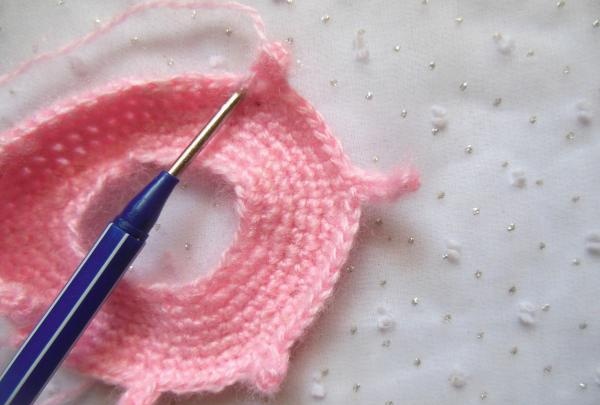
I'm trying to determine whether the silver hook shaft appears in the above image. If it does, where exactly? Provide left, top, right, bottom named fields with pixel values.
left=167, top=90, right=244, bottom=177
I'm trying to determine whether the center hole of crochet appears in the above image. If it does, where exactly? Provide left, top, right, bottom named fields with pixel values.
left=131, top=171, right=237, bottom=285
left=78, top=162, right=237, bottom=285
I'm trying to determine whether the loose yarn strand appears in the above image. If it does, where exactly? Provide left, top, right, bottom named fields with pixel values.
left=0, top=0, right=267, bottom=87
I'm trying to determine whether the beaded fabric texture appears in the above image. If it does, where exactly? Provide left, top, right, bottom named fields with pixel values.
left=0, top=3, right=419, bottom=404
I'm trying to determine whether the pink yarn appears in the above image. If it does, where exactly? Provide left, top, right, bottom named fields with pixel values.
left=0, top=2, right=419, bottom=404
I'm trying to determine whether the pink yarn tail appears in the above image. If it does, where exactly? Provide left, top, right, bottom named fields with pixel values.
left=118, top=384, right=162, bottom=405
left=0, top=1, right=267, bottom=87
left=351, top=165, right=420, bottom=203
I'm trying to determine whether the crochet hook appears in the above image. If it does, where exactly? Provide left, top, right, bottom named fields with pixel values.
left=0, top=90, right=244, bottom=405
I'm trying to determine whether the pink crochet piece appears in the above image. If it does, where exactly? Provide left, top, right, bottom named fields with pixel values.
left=0, top=2, right=419, bottom=404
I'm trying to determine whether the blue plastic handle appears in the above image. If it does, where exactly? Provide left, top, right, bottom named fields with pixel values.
left=0, top=171, right=178, bottom=405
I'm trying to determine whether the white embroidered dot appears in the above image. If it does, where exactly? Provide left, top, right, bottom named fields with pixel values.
left=449, top=370, right=467, bottom=388
left=443, top=239, right=461, bottom=264
left=585, top=232, right=600, bottom=255
left=431, top=105, right=448, bottom=130
left=455, top=16, right=464, bottom=24
left=208, top=55, right=226, bottom=69
left=365, top=91, right=373, bottom=100
left=575, top=100, right=592, bottom=125
left=321, top=15, right=331, bottom=24
left=594, top=19, right=600, bottom=28
left=518, top=301, right=537, bottom=326
left=353, top=29, right=370, bottom=62
left=510, top=169, right=527, bottom=188
left=442, top=252, right=455, bottom=261
left=309, top=371, right=327, bottom=399
left=459, top=82, right=468, bottom=91
left=377, top=307, right=395, bottom=331
left=492, top=32, right=515, bottom=55
left=310, top=381, right=326, bottom=399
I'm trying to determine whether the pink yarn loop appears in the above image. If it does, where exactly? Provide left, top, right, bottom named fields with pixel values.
left=0, top=0, right=267, bottom=87
left=352, top=165, right=421, bottom=203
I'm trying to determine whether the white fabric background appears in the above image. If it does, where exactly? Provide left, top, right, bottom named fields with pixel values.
left=1, top=1, right=600, bottom=404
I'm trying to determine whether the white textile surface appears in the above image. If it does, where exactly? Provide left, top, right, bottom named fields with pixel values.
left=1, top=0, right=600, bottom=404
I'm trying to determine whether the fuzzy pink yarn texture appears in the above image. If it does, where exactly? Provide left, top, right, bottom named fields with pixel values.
left=0, top=3, right=419, bottom=404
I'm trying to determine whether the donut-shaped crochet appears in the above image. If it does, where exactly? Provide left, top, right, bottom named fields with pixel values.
left=0, top=42, right=419, bottom=404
